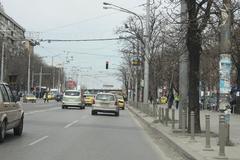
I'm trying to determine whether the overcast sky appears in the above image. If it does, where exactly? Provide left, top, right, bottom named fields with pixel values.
left=1, top=0, right=145, bottom=89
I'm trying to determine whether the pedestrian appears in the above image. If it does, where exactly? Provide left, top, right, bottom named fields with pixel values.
left=149, top=95, right=153, bottom=104
left=175, top=92, right=180, bottom=109
left=167, top=90, right=174, bottom=109
left=43, top=91, right=49, bottom=103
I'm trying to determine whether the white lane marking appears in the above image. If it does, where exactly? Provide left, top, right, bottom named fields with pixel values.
left=25, top=107, right=59, bottom=115
left=64, top=120, right=79, bottom=129
left=28, top=136, right=49, bottom=146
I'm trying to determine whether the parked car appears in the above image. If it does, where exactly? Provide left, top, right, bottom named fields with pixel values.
left=117, top=95, right=125, bottom=110
left=84, top=94, right=95, bottom=106
left=23, top=94, right=37, bottom=103
left=62, top=90, right=85, bottom=109
left=0, top=82, right=24, bottom=142
left=91, top=93, right=119, bottom=116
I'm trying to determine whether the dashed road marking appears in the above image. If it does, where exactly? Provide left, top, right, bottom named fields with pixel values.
left=28, top=136, right=49, bottom=146
left=64, top=120, right=79, bottom=129
left=25, top=107, right=59, bottom=115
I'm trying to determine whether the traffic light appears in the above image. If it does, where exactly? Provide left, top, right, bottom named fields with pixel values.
left=106, top=61, right=109, bottom=69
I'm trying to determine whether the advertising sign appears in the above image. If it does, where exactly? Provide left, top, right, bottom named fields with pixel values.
left=219, top=54, right=232, bottom=94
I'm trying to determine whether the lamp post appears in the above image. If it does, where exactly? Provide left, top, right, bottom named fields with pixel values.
left=103, top=1, right=150, bottom=103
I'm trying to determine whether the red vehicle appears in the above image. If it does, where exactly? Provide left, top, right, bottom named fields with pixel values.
left=66, top=80, right=77, bottom=90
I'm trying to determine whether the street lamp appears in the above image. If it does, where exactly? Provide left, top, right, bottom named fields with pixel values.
left=103, top=1, right=150, bottom=103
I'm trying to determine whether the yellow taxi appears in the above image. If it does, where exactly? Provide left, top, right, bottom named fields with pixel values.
left=84, top=94, right=95, bottom=106
left=23, top=94, right=37, bottom=103
left=47, top=93, right=55, bottom=100
left=117, top=95, right=125, bottom=110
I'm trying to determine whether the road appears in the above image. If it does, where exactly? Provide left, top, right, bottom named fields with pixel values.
left=0, top=100, right=169, bottom=160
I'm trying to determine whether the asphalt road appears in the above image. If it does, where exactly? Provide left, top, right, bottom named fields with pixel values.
left=0, top=101, right=169, bottom=160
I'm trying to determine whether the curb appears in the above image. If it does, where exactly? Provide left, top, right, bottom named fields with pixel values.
left=128, top=106, right=206, bottom=160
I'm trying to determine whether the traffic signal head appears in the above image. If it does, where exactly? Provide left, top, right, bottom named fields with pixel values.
left=106, top=61, right=109, bottom=69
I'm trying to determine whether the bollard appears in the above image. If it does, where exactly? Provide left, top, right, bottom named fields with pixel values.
left=190, top=111, right=195, bottom=141
left=172, top=109, right=175, bottom=129
left=161, top=108, right=164, bottom=123
left=203, top=115, right=213, bottom=151
left=165, top=108, right=169, bottom=126
left=216, top=114, right=227, bottom=159
left=182, top=110, right=186, bottom=135
left=224, top=111, right=231, bottom=146
left=158, top=107, right=161, bottom=122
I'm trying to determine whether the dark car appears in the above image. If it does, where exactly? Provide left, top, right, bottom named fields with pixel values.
left=55, top=93, right=63, bottom=102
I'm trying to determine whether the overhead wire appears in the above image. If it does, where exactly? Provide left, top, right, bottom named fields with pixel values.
left=39, top=3, right=145, bottom=33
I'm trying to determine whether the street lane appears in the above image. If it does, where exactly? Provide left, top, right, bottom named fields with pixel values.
left=0, top=102, right=168, bottom=160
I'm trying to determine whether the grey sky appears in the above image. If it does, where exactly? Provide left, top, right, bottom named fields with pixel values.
left=2, top=0, right=145, bottom=89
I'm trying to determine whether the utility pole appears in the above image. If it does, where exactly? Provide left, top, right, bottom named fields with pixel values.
left=1, top=39, right=4, bottom=82
left=179, top=0, right=189, bottom=129
left=219, top=0, right=232, bottom=108
left=27, top=41, right=33, bottom=94
left=38, top=66, right=42, bottom=98
left=143, top=0, right=150, bottom=103
left=52, top=56, right=54, bottom=89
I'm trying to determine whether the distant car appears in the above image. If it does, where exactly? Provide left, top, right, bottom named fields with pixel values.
left=92, top=93, right=119, bottom=116
left=84, top=94, right=95, bottom=106
left=55, top=93, right=63, bottom=102
left=62, top=90, right=85, bottom=109
left=47, top=93, right=55, bottom=100
left=23, top=94, right=37, bottom=103
left=0, top=82, right=24, bottom=142
left=117, top=95, right=125, bottom=110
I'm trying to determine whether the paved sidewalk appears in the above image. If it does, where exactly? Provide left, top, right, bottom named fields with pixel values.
left=129, top=105, right=240, bottom=160
left=163, top=105, right=240, bottom=145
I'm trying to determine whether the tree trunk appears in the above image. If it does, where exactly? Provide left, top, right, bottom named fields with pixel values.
left=186, top=0, right=201, bottom=133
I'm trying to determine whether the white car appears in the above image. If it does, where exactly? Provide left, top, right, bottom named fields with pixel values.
left=91, top=93, right=119, bottom=116
left=62, top=90, right=85, bottom=109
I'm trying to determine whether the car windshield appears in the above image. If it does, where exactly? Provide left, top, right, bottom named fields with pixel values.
left=96, top=94, right=115, bottom=101
left=117, top=95, right=123, bottom=99
left=64, top=91, right=80, bottom=96
left=26, top=94, right=35, bottom=97
left=84, top=94, right=93, bottom=98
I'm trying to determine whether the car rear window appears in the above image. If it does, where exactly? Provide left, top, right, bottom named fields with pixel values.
left=96, top=94, right=115, bottom=101
left=65, top=91, right=80, bottom=96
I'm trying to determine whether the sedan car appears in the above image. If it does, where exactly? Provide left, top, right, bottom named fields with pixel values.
left=23, top=94, right=37, bottom=103
left=91, top=93, right=119, bottom=116
left=84, top=94, right=95, bottom=106
left=62, top=90, right=85, bottom=109
left=117, top=95, right=125, bottom=110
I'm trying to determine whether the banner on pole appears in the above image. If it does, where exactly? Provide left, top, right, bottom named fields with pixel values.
left=219, top=54, right=232, bottom=94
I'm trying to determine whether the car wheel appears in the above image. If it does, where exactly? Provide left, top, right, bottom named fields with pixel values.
left=115, top=111, right=119, bottom=117
left=62, top=106, right=65, bottom=109
left=0, top=120, right=6, bottom=142
left=14, top=117, right=23, bottom=136
left=122, top=107, right=125, bottom=110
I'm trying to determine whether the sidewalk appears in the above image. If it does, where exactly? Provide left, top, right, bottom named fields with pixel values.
left=128, top=104, right=240, bottom=160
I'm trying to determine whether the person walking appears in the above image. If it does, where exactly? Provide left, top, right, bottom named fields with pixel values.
left=175, top=92, right=180, bottom=109
left=43, top=91, right=49, bottom=103
left=167, top=90, right=174, bottom=109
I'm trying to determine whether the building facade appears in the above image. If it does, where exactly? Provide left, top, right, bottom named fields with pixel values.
left=0, top=4, right=26, bottom=90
